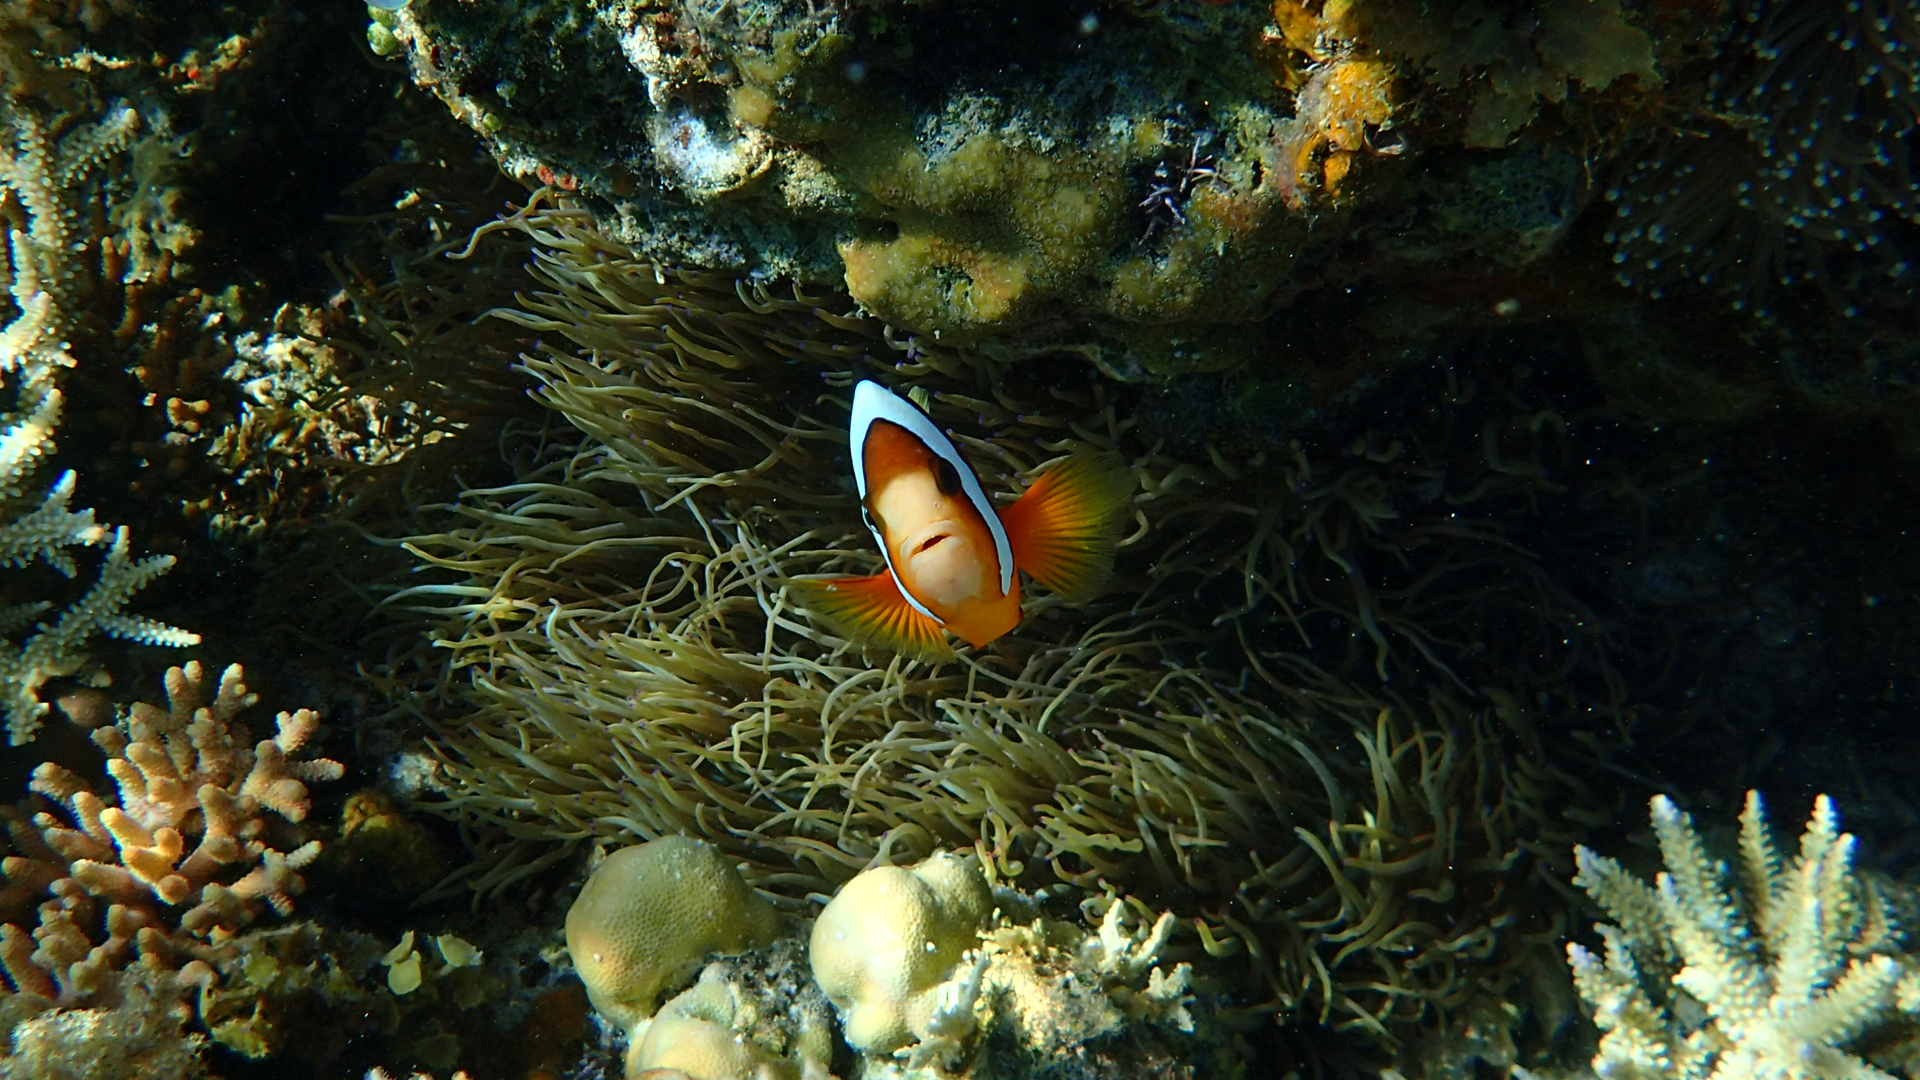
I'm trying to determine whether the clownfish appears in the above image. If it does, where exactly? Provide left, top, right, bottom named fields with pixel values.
left=793, top=380, right=1133, bottom=661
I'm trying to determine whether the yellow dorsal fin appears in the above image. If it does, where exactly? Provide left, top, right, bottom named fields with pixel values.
left=996, top=452, right=1133, bottom=603
left=791, top=572, right=955, bottom=662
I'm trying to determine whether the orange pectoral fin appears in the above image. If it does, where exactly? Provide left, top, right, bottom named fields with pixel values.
left=996, top=452, right=1134, bottom=603
left=790, top=572, right=955, bottom=662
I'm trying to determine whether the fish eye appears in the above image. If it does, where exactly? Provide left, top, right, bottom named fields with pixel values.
left=933, top=457, right=963, bottom=496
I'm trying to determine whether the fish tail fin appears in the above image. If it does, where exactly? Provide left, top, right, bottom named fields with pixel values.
left=997, top=452, right=1133, bottom=603
left=790, top=572, right=955, bottom=662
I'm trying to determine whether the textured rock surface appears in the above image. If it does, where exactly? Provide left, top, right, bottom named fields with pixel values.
left=378, top=0, right=1678, bottom=376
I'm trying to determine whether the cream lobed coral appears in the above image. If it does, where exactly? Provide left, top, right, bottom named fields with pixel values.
left=564, top=836, right=783, bottom=1035
left=809, top=851, right=994, bottom=1062
left=1567, top=791, right=1920, bottom=1080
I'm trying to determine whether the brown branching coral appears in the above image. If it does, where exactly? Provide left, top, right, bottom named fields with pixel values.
left=0, top=661, right=340, bottom=1009
left=381, top=195, right=1608, bottom=1053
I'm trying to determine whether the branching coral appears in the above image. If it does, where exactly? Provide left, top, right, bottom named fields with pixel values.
left=0, top=661, right=341, bottom=1011
left=379, top=195, right=1604, bottom=1054
left=0, top=92, right=198, bottom=745
left=1567, top=791, right=1920, bottom=1079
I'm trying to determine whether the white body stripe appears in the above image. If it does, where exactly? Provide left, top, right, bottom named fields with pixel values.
left=849, top=380, right=1016, bottom=620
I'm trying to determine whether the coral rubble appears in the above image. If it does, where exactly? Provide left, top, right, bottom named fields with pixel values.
left=0, top=974, right=207, bottom=1080
left=1568, top=791, right=1920, bottom=1079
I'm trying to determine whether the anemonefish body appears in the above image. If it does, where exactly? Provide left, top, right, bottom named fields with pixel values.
left=794, top=380, right=1133, bottom=660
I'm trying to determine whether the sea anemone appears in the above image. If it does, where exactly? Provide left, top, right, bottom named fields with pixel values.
left=1604, top=0, right=1920, bottom=314
left=374, top=194, right=1611, bottom=1057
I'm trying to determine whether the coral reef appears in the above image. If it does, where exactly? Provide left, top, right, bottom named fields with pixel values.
left=0, top=0, right=537, bottom=737
left=1567, top=791, right=1920, bottom=1079
left=361, top=0, right=1920, bottom=444
left=0, top=0, right=484, bottom=742
left=5, top=4, right=1909, bottom=1077
left=378, top=0, right=1332, bottom=350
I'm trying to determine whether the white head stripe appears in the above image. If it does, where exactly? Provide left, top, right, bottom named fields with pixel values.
left=848, top=380, right=1015, bottom=603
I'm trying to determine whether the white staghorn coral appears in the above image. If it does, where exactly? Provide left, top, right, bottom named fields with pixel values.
left=0, top=97, right=197, bottom=745
left=0, top=526, right=199, bottom=745
left=1567, top=791, right=1920, bottom=1080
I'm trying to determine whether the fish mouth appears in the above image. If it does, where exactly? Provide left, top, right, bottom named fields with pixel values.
left=898, top=519, right=964, bottom=561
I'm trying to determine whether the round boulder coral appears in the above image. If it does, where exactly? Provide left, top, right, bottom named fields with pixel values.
left=565, top=835, right=783, bottom=1032
left=808, top=851, right=993, bottom=1057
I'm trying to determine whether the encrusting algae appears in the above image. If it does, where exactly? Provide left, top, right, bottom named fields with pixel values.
left=376, top=193, right=1614, bottom=1069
